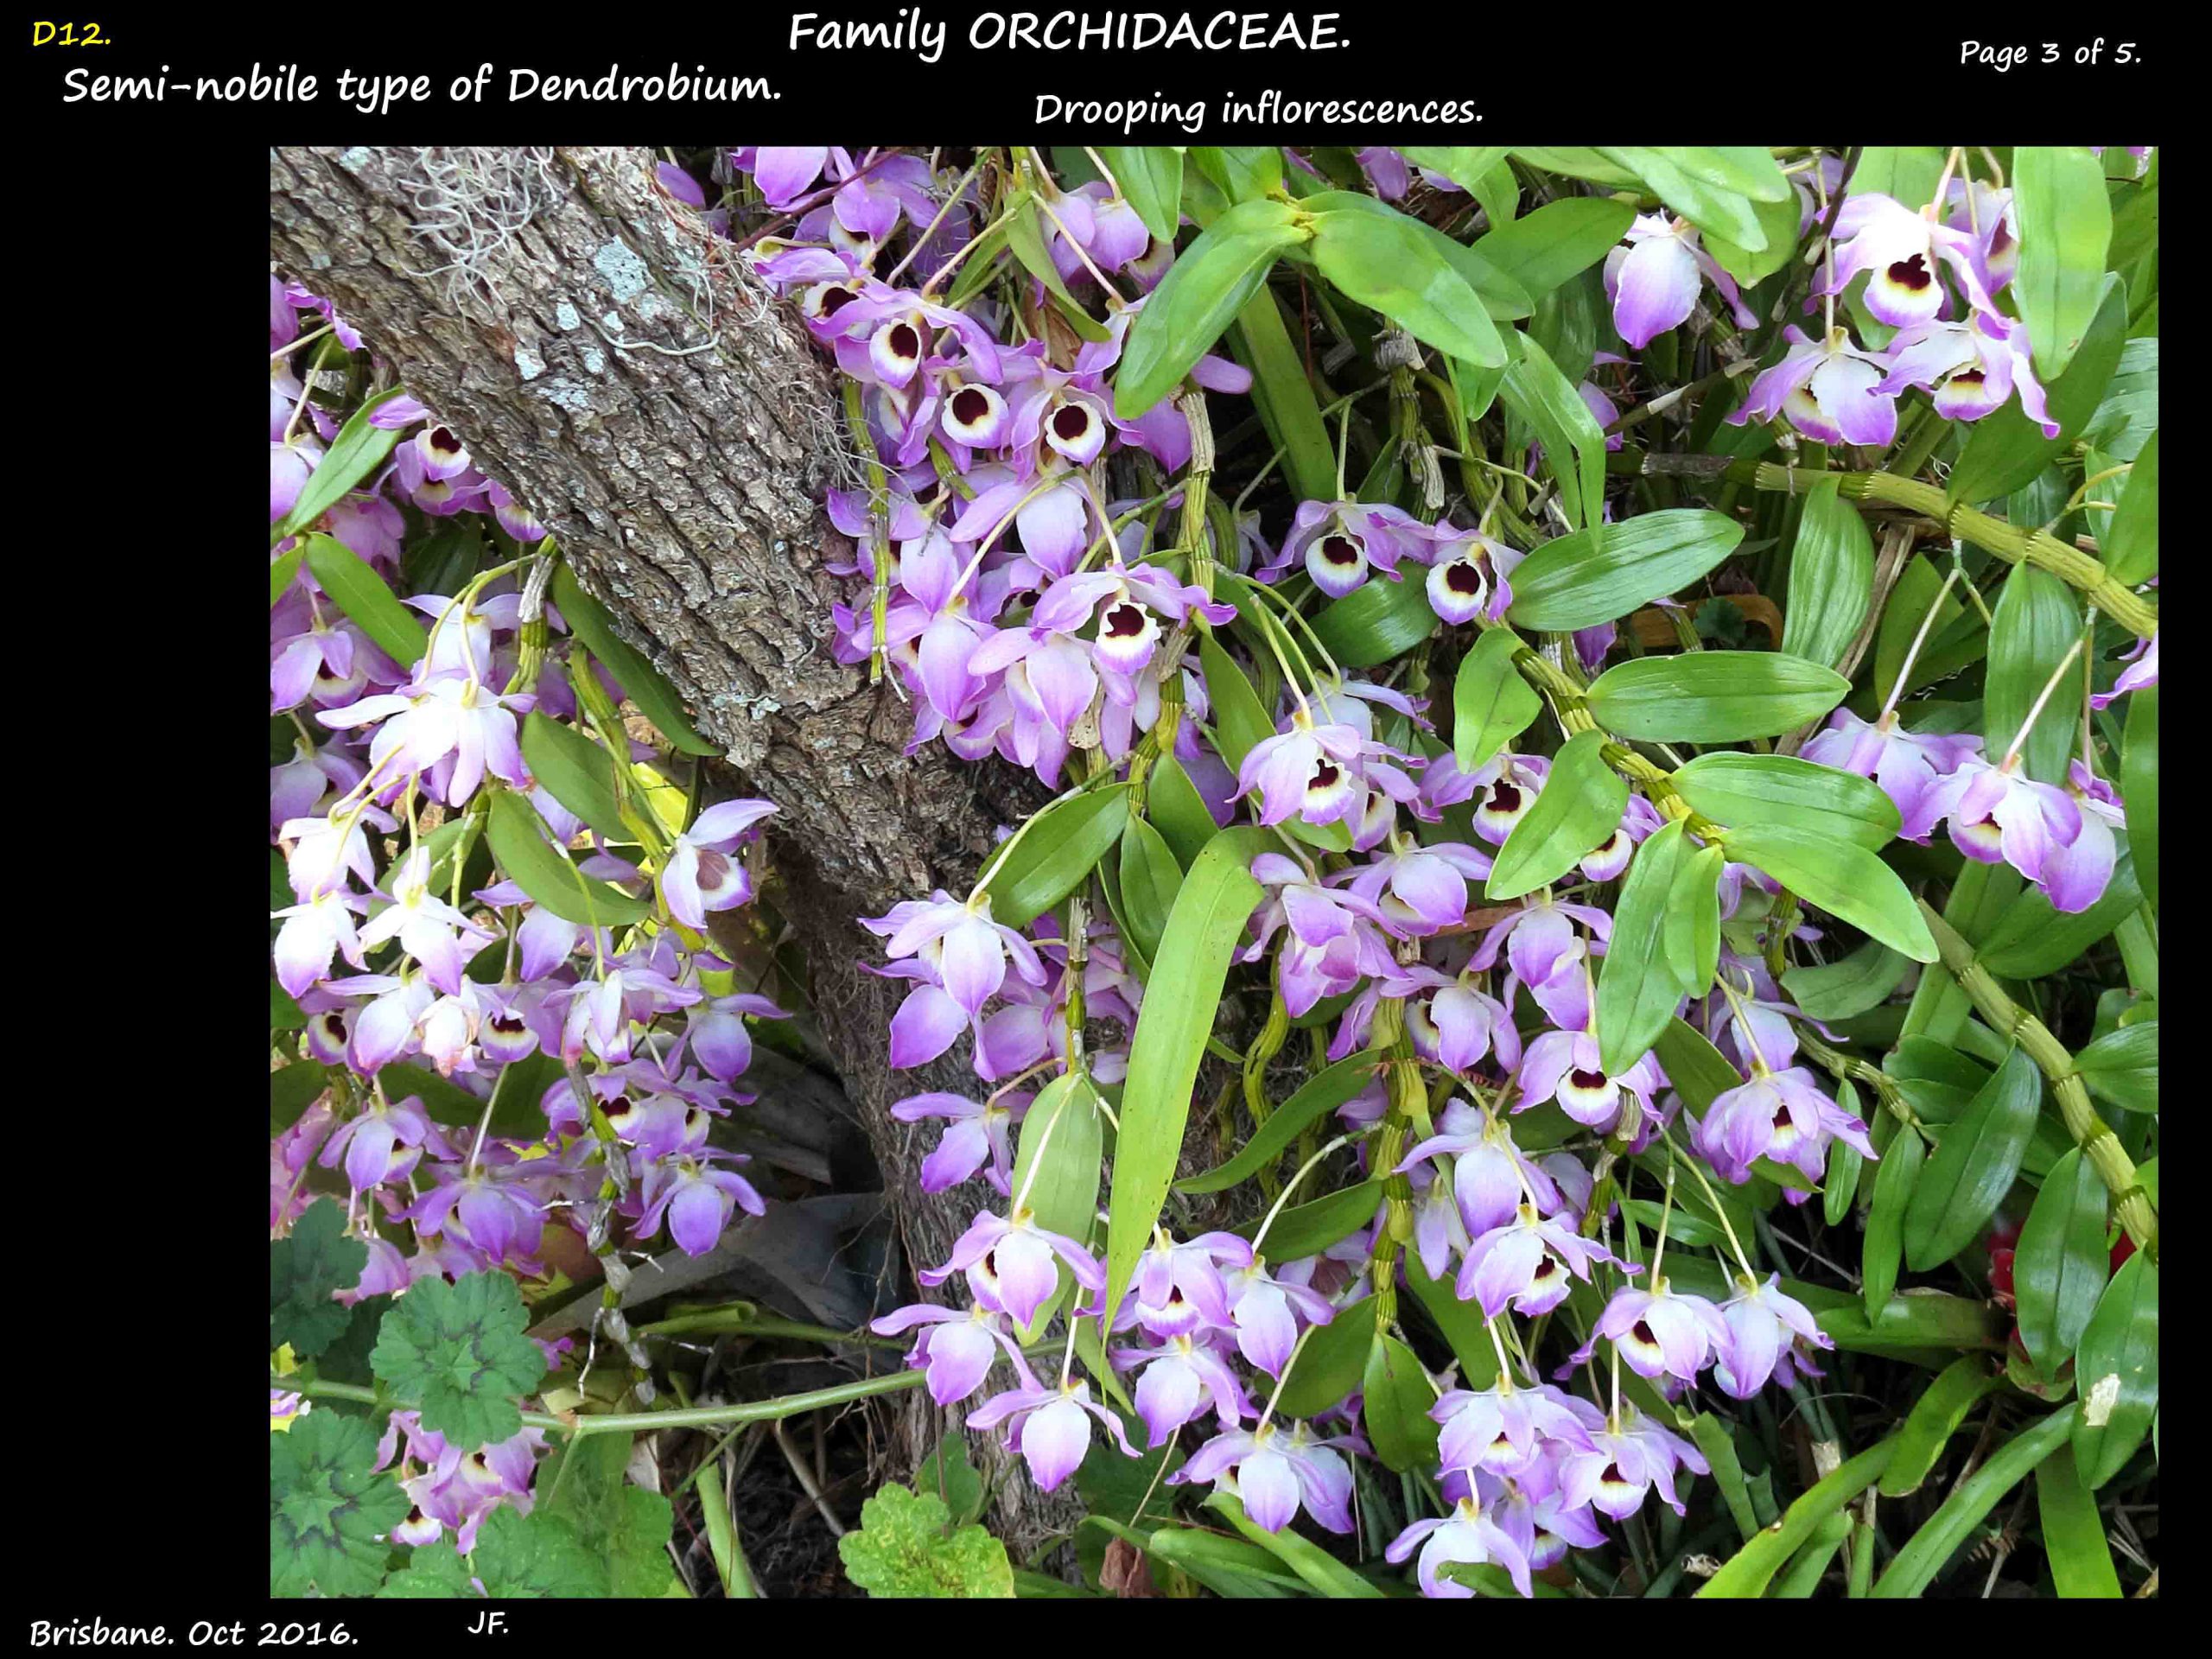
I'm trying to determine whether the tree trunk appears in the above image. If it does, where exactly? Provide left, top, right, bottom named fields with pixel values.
left=269, top=144, right=1079, bottom=1556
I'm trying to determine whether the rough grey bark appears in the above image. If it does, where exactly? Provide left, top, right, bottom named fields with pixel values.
left=269, top=144, right=1077, bottom=1554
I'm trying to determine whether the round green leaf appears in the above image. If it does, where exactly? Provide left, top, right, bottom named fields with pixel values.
left=303, top=534, right=429, bottom=667
left=1363, top=1333, right=1443, bottom=1472
left=1984, top=565, right=2082, bottom=785
left=1096, top=147, right=1185, bottom=245
left=1176, top=1051, right=1380, bottom=1195
left=551, top=566, right=720, bottom=756
left=1008, top=1070, right=1105, bottom=1340
left=2013, top=147, right=2114, bottom=382
left=520, top=712, right=627, bottom=845
left=1872, top=1411, right=2075, bottom=1597
left=1270, top=1303, right=1376, bottom=1419
left=1878, top=1356, right=2001, bottom=1497
left=1861, top=1124, right=1924, bottom=1316
left=1307, top=569, right=1440, bottom=669
left=2036, top=1450, right=2123, bottom=1598
left=1116, top=814, right=1184, bottom=963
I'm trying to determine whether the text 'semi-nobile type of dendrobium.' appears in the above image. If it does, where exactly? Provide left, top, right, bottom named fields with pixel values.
left=273, top=142, right=2159, bottom=1600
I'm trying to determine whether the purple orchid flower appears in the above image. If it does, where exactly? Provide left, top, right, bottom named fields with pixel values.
left=1171, top=1420, right=1358, bottom=1534
left=1516, top=1026, right=1666, bottom=1141
left=1399, top=969, right=1523, bottom=1076
left=1879, top=310, right=2056, bottom=435
left=1400, top=1099, right=1564, bottom=1242
left=328, top=964, right=435, bottom=1075
left=871, top=1300, right=1028, bottom=1407
left=1387, top=1495, right=1535, bottom=1599
left=1579, top=794, right=1667, bottom=884
left=661, top=798, right=776, bottom=930
left=1222, top=1260, right=1338, bottom=1376
left=2090, top=630, right=2157, bottom=710
left=271, top=607, right=401, bottom=715
left=1569, top=1280, right=1732, bottom=1383
left=1560, top=1408, right=1709, bottom=1520
left=270, top=887, right=368, bottom=999
left=318, top=669, right=534, bottom=809
left=318, top=1093, right=444, bottom=1194
left=270, top=736, right=364, bottom=834
left=1433, top=1382, right=1597, bottom=1483
left=1468, top=893, right=1612, bottom=988
left=1694, top=1065, right=1877, bottom=1186
left=863, top=888, right=1048, bottom=1069
left=735, top=145, right=830, bottom=209
left=1410, top=1166, right=1475, bottom=1282
left=1332, top=839, right=1491, bottom=938
left=1484, top=1465, right=1611, bottom=1578
left=1799, top=708, right=1984, bottom=843
left=683, top=990, right=787, bottom=1085
left=1122, top=1230, right=1255, bottom=1338
left=637, top=1151, right=766, bottom=1255
left=891, top=1090, right=1031, bottom=1196
left=1242, top=853, right=1398, bottom=1019
left=1423, top=528, right=1517, bottom=625
left=1604, top=214, right=1758, bottom=350
left=1712, top=1273, right=1834, bottom=1399
left=401, top=1165, right=550, bottom=1268
left=1700, top=981, right=1806, bottom=1077
left=1438, top=750, right=1553, bottom=847
left=416, top=979, right=500, bottom=1079
left=1354, top=146, right=1412, bottom=199
left=2037, top=760, right=2126, bottom=913
left=1944, top=178, right=2020, bottom=294
left=968, top=1373, right=1138, bottom=1492
left=1236, top=714, right=1424, bottom=831
left=1114, top=1332, right=1255, bottom=1446
left=1727, top=325, right=1899, bottom=448
left=1457, top=1205, right=1625, bottom=1319
left=355, top=846, right=497, bottom=996
left=1927, top=754, right=2087, bottom=899
left=1814, top=192, right=1999, bottom=328
left=551, top=959, right=701, bottom=1068
left=919, top=1208, right=1105, bottom=1329
left=1261, top=499, right=1433, bottom=596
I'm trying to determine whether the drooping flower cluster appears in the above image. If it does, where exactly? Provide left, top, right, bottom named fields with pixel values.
left=272, top=272, right=791, bottom=1551
left=1599, top=159, right=2063, bottom=447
